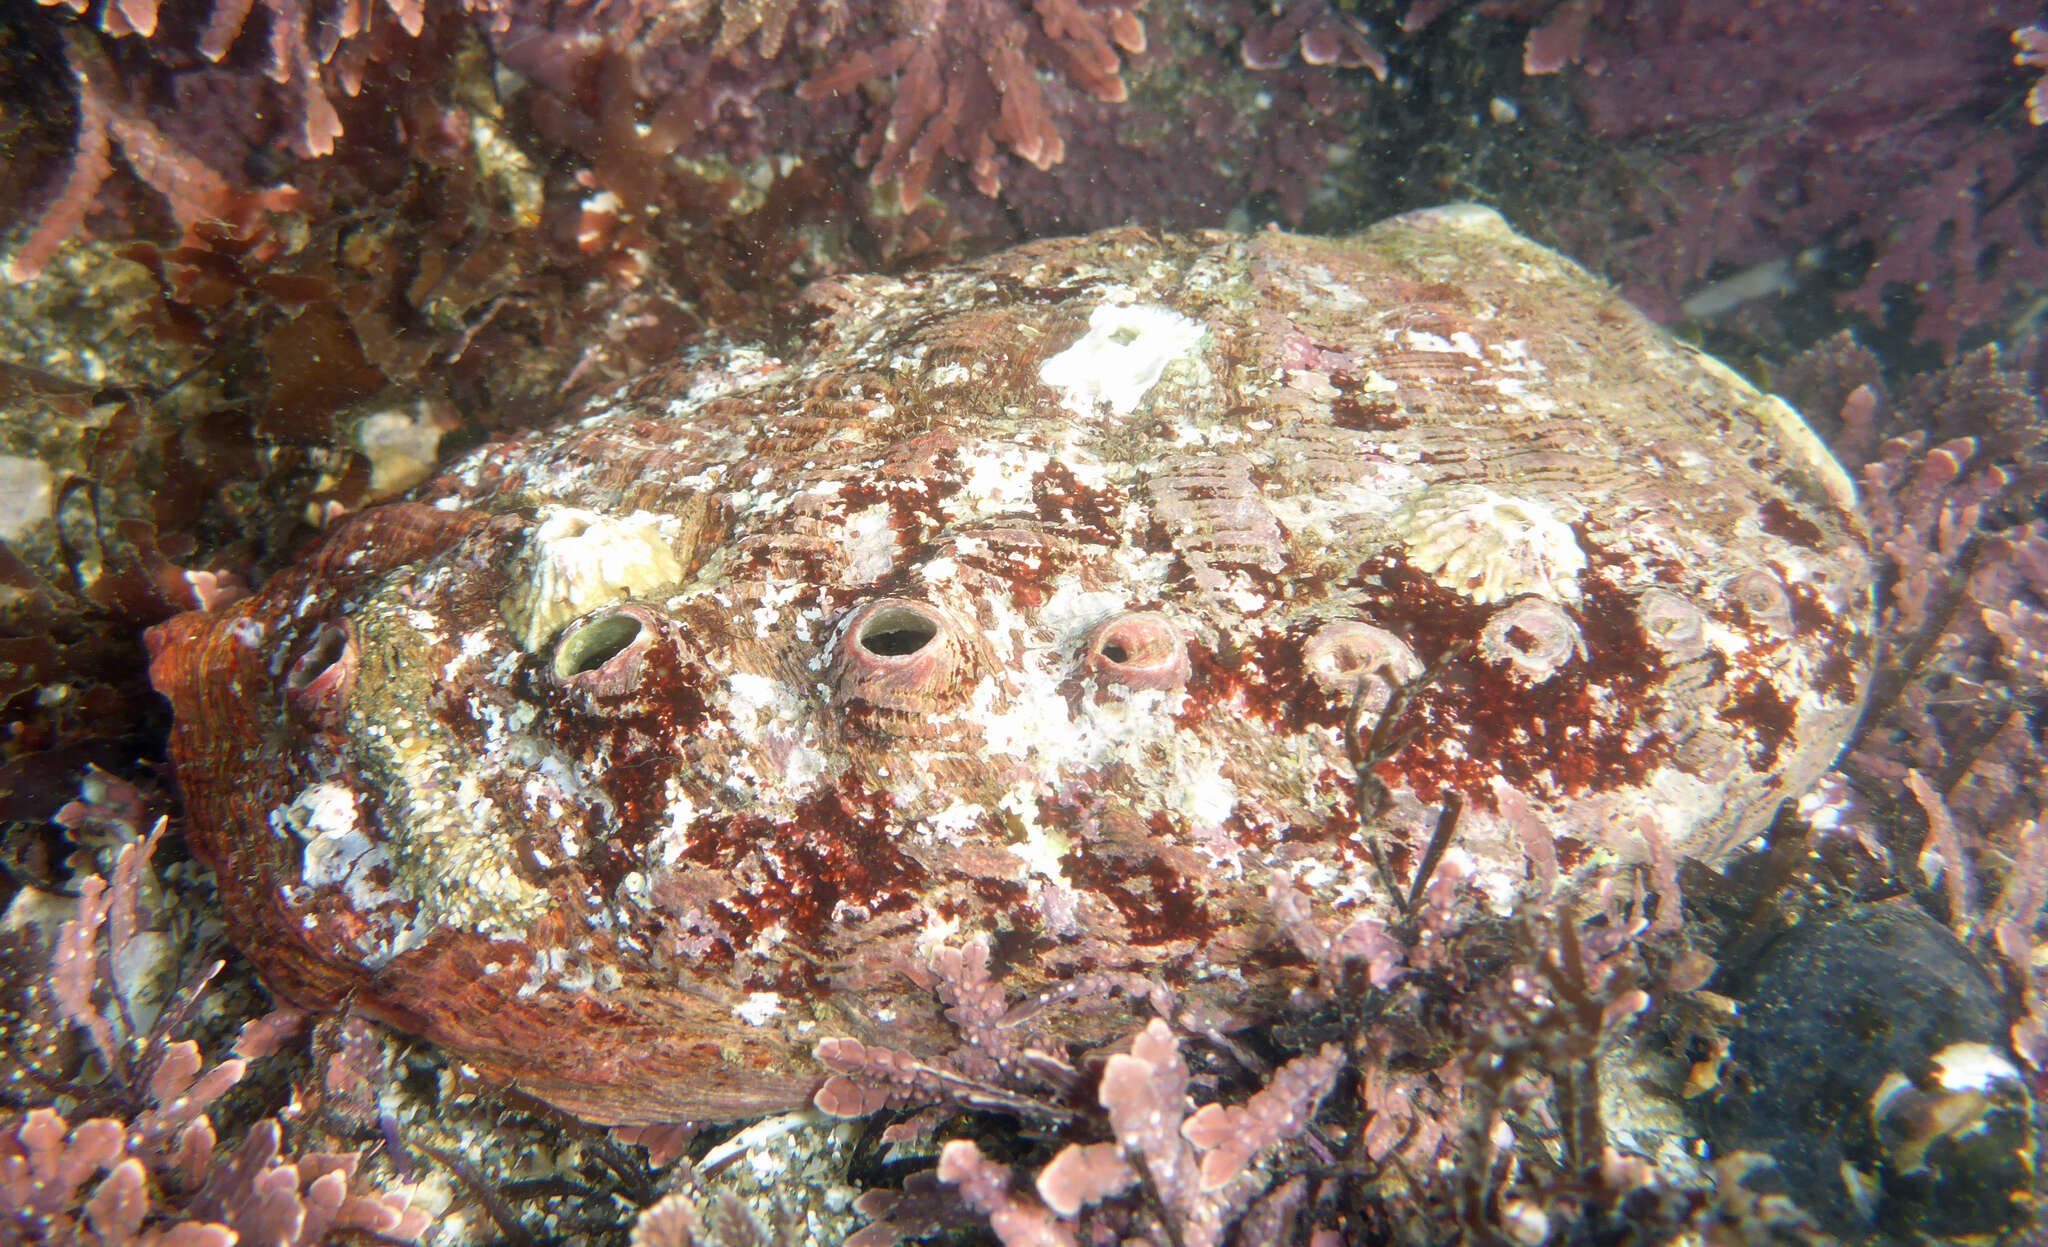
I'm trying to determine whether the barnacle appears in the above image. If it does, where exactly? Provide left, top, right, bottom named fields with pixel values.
left=1395, top=486, right=1586, bottom=604
left=499, top=508, right=688, bottom=652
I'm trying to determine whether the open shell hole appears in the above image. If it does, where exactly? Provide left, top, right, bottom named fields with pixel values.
left=283, top=623, right=358, bottom=725
left=854, top=603, right=942, bottom=658
left=286, top=623, right=354, bottom=693
left=549, top=606, right=661, bottom=697
left=832, top=599, right=973, bottom=713
left=1086, top=611, right=1189, bottom=690
left=1478, top=598, right=1584, bottom=684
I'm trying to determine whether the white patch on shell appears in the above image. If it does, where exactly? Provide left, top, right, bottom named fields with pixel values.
left=443, top=628, right=495, bottom=680
left=725, top=672, right=783, bottom=727
left=1038, top=303, right=1207, bottom=416
left=653, top=777, right=700, bottom=867
left=734, top=992, right=784, bottom=1026
left=839, top=504, right=899, bottom=584
left=1005, top=804, right=1072, bottom=881
left=1402, top=328, right=1483, bottom=357
left=1165, top=765, right=1238, bottom=828
left=925, top=800, right=986, bottom=839
left=278, top=781, right=350, bottom=834
left=958, top=444, right=1051, bottom=516
left=500, top=507, right=688, bottom=651
left=1397, top=487, right=1586, bottom=603
left=273, top=783, right=417, bottom=963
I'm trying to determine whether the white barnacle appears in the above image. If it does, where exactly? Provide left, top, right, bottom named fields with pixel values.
left=499, top=507, right=688, bottom=652
left=1396, top=486, right=1585, bottom=603
left=1038, top=303, right=1207, bottom=417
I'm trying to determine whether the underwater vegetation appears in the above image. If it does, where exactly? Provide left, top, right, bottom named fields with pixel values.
left=0, top=0, right=2044, bottom=1244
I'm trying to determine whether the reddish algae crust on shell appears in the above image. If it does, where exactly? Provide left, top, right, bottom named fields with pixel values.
left=149, top=209, right=1875, bottom=1122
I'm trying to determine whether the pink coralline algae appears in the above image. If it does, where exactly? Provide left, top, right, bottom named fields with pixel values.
left=146, top=209, right=1872, bottom=1123
left=797, top=0, right=1148, bottom=211
left=1240, top=0, right=1387, bottom=76
left=2, top=34, right=300, bottom=284
left=1401, top=0, right=1598, bottom=74
left=1789, top=340, right=2047, bottom=842
left=8, top=0, right=457, bottom=281
left=1, top=792, right=429, bottom=1247
left=2018, top=25, right=2048, bottom=125
left=1772, top=327, right=2048, bottom=1092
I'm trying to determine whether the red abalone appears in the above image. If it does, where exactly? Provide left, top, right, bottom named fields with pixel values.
left=148, top=208, right=1874, bottom=1123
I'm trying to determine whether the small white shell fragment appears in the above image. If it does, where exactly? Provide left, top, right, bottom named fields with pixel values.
left=357, top=402, right=451, bottom=497
left=0, top=455, right=53, bottom=541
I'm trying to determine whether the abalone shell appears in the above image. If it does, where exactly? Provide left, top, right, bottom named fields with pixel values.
left=149, top=208, right=1874, bottom=1122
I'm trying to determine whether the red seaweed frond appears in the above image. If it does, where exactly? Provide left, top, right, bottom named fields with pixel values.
left=5, top=33, right=300, bottom=284
left=3, top=36, right=114, bottom=284
left=798, top=0, right=1147, bottom=211
left=7, top=0, right=457, bottom=282
left=1401, top=0, right=1599, bottom=75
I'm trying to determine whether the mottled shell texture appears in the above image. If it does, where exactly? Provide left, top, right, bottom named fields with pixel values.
left=151, top=209, right=1873, bottom=1122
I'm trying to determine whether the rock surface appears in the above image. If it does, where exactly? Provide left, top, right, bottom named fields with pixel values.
left=1704, top=903, right=2036, bottom=1242
left=148, top=208, right=1874, bottom=1122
